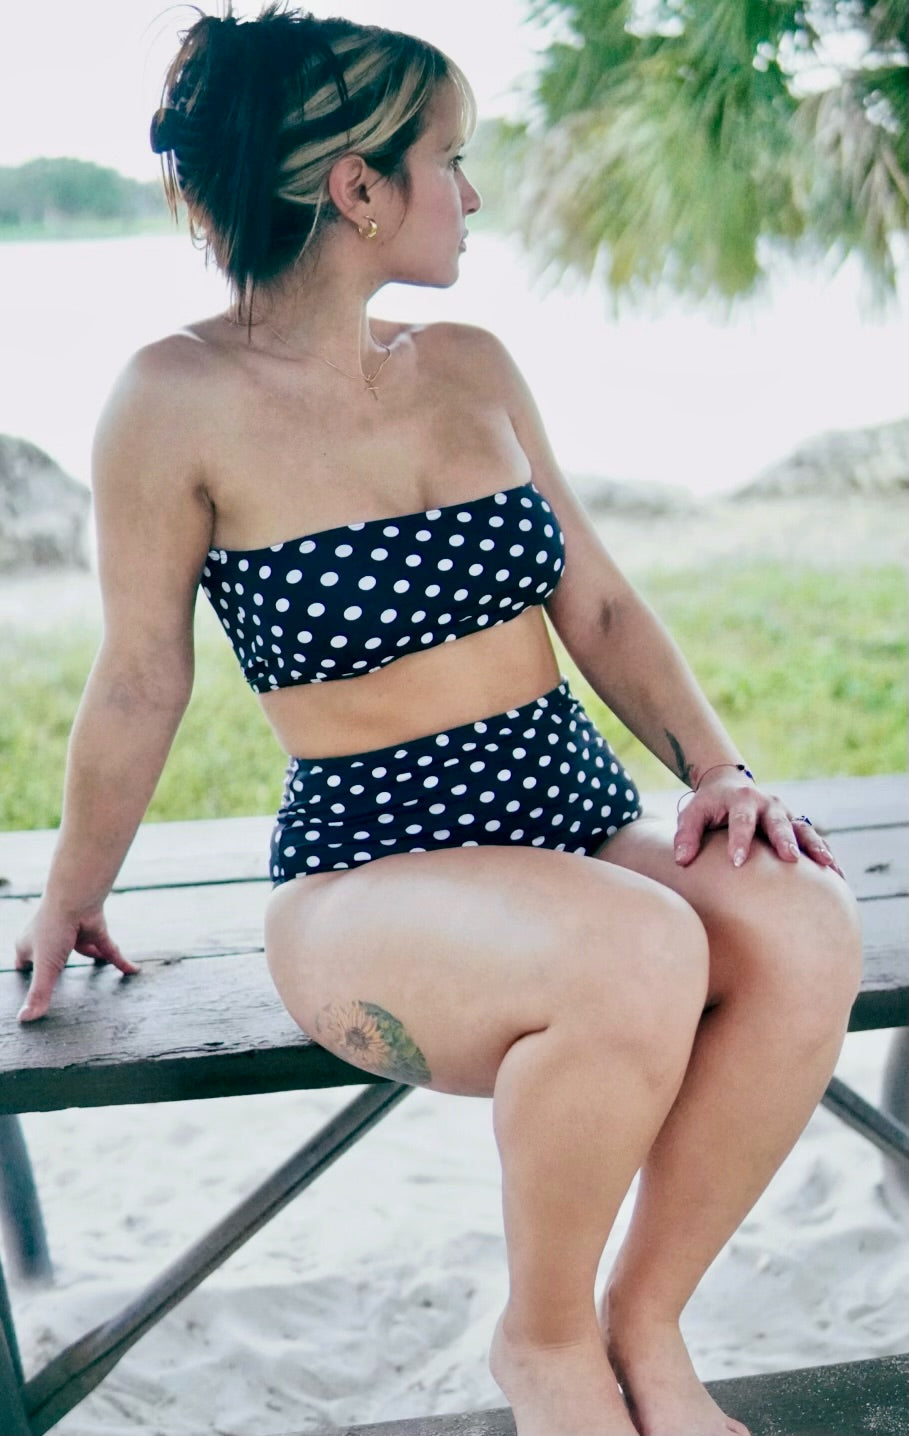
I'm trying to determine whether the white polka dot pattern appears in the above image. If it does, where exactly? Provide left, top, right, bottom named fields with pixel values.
left=270, top=678, right=642, bottom=882
left=200, top=483, right=564, bottom=691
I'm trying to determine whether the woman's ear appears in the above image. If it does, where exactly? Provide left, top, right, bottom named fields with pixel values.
left=327, top=153, right=378, bottom=227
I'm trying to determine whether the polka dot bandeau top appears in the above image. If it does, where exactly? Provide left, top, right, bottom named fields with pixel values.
left=199, top=481, right=565, bottom=692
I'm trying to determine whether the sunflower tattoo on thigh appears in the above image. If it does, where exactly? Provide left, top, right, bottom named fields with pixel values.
left=314, top=1000, right=432, bottom=1085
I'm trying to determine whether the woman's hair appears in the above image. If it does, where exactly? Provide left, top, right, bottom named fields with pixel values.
left=151, top=3, right=475, bottom=323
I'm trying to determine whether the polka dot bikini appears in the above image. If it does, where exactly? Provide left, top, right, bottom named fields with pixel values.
left=198, top=481, right=642, bottom=882
left=201, top=482, right=565, bottom=691
left=271, top=679, right=641, bottom=882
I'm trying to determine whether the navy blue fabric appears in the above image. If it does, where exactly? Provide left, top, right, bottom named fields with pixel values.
left=270, top=677, right=642, bottom=884
left=199, top=481, right=565, bottom=692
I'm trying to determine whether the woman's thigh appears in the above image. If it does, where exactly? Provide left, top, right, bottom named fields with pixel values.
left=594, top=817, right=862, bottom=1011
left=265, top=843, right=709, bottom=1098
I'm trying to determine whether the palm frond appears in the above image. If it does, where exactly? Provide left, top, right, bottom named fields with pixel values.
left=503, top=0, right=908, bottom=304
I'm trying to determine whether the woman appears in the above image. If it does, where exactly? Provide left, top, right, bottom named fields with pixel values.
left=14, top=7, right=861, bottom=1435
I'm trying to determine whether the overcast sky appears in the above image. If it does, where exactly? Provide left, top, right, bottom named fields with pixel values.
left=0, top=0, right=541, bottom=180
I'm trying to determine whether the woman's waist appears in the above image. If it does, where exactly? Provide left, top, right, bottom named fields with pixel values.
left=261, top=607, right=561, bottom=760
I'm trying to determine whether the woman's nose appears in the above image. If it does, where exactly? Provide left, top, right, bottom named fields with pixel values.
left=461, top=174, right=482, bottom=215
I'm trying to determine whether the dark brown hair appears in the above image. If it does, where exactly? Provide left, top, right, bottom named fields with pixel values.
left=152, top=3, right=475, bottom=321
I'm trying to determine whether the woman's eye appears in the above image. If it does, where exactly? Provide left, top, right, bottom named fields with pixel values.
left=450, top=153, right=465, bottom=170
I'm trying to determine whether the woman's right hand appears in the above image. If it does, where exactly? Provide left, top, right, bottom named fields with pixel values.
left=15, top=903, right=139, bottom=1023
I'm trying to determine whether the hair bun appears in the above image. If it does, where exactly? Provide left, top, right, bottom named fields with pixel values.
left=151, top=4, right=475, bottom=326
left=149, top=106, right=192, bottom=155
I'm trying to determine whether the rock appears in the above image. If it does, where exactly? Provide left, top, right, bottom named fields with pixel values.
left=0, top=434, right=91, bottom=572
left=732, top=418, right=908, bottom=500
left=566, top=472, right=700, bottom=517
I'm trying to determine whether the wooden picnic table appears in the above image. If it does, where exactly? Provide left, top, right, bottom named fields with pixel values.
left=0, top=772, right=905, bottom=1435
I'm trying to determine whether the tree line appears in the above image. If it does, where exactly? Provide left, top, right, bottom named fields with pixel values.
left=0, top=158, right=165, bottom=232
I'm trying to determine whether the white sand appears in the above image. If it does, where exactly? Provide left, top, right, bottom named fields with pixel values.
left=9, top=1031, right=908, bottom=1436
left=4, top=492, right=907, bottom=1434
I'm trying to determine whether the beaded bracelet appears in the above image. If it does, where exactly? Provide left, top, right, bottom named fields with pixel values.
left=676, top=762, right=754, bottom=814
left=695, top=762, right=754, bottom=790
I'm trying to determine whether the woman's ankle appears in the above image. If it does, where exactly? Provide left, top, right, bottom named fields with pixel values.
left=498, top=1300, right=602, bottom=1351
left=599, top=1278, right=684, bottom=1346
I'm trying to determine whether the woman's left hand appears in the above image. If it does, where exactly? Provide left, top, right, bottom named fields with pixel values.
left=673, top=770, right=845, bottom=878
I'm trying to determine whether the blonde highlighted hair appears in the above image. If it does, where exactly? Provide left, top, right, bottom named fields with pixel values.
left=152, top=4, right=475, bottom=320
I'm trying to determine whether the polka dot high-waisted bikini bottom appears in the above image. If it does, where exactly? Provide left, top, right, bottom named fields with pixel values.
left=270, top=677, right=642, bottom=884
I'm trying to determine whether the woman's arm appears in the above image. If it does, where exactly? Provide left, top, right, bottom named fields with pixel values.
left=465, top=325, right=841, bottom=875
left=15, top=340, right=216, bottom=1019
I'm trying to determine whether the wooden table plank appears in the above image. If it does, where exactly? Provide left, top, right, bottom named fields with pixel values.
left=0, top=815, right=274, bottom=899
left=766, top=773, right=906, bottom=830
left=1, top=820, right=903, bottom=971
left=0, top=900, right=902, bottom=1111
left=0, top=949, right=379, bottom=1112
left=0, top=775, right=903, bottom=1111
left=1, top=804, right=901, bottom=924
left=1, top=775, right=903, bottom=898
left=0, top=882, right=268, bottom=971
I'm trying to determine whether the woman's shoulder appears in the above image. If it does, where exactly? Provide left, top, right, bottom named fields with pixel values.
left=130, top=314, right=512, bottom=375
left=102, top=321, right=220, bottom=414
left=388, top=318, right=507, bottom=355
left=92, top=322, right=230, bottom=502
left=125, top=316, right=238, bottom=389
left=383, top=318, right=517, bottom=386
left=98, top=318, right=243, bottom=452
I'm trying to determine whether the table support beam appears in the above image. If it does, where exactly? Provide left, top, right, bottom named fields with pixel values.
left=20, top=1080, right=413, bottom=1436
left=821, top=1075, right=909, bottom=1168
left=0, top=1116, right=51, bottom=1283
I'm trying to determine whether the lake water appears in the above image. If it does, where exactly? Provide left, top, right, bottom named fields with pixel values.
left=1, top=229, right=905, bottom=496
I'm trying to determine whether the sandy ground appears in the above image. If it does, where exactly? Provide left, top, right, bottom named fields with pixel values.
left=3, top=490, right=907, bottom=1434
left=9, top=1033, right=909, bottom=1436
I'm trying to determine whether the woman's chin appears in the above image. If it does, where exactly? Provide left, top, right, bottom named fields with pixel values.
left=386, top=257, right=463, bottom=291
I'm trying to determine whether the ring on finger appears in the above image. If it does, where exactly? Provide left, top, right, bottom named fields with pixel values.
left=793, top=814, right=814, bottom=827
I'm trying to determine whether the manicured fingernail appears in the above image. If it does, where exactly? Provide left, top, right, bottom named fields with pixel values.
left=675, top=844, right=691, bottom=862
left=788, top=843, right=799, bottom=857
left=733, top=849, right=745, bottom=867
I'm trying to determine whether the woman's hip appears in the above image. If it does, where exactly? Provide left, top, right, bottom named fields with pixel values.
left=270, top=676, right=642, bottom=884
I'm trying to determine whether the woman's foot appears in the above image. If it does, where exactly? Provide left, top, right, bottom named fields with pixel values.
left=489, top=1306, right=639, bottom=1436
left=598, top=1292, right=751, bottom=1436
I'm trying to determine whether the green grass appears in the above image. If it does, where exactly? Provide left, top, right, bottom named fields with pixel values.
left=560, top=561, right=907, bottom=795
left=1, top=561, right=904, bottom=829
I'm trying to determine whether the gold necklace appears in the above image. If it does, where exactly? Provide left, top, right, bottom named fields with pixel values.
left=263, top=320, right=392, bottom=400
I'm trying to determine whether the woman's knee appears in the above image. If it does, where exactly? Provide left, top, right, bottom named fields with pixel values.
left=559, top=877, right=709, bottom=1083
left=715, top=858, right=863, bottom=1042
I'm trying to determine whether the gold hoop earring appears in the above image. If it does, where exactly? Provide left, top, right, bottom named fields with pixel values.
left=358, top=217, right=378, bottom=239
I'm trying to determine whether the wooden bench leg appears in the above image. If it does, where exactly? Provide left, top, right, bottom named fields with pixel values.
left=822, top=1075, right=909, bottom=1169
left=881, top=1028, right=909, bottom=1209
left=0, top=1260, right=32, bottom=1435
left=0, top=1116, right=52, bottom=1283
left=20, top=1080, right=413, bottom=1435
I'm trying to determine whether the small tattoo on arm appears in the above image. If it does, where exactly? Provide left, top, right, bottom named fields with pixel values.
left=665, top=730, right=693, bottom=787
left=314, top=999, right=432, bottom=1085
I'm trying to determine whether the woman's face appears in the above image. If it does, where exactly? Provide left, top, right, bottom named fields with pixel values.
left=377, top=80, right=481, bottom=289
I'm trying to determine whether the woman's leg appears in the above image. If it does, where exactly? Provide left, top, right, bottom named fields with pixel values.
left=592, top=818, right=862, bottom=1436
left=266, top=843, right=710, bottom=1436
